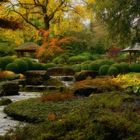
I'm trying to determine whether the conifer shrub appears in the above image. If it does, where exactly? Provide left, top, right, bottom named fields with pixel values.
left=99, top=65, right=110, bottom=75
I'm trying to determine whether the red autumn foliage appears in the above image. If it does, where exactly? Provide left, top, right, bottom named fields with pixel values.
left=37, top=29, right=73, bottom=62
left=41, top=93, right=75, bottom=102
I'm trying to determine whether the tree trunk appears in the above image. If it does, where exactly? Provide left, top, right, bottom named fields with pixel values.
left=44, top=16, right=50, bottom=30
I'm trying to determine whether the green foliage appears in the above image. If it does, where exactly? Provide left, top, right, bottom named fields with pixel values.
left=0, top=98, right=12, bottom=106
left=119, top=62, right=130, bottom=73
left=6, top=63, right=19, bottom=73
left=112, top=62, right=129, bottom=74
left=3, top=93, right=140, bottom=140
left=108, top=66, right=119, bottom=76
left=89, top=59, right=114, bottom=72
left=96, top=0, right=140, bottom=45
left=0, top=44, right=14, bottom=57
left=72, top=64, right=82, bottom=72
left=32, top=63, right=45, bottom=70
left=91, top=41, right=106, bottom=54
left=99, top=65, right=110, bottom=75
left=14, top=59, right=28, bottom=73
left=52, top=54, right=69, bottom=64
left=44, top=63, right=56, bottom=69
left=22, top=58, right=34, bottom=70
left=129, top=64, right=140, bottom=72
left=0, top=56, right=15, bottom=70
left=69, top=52, right=93, bottom=64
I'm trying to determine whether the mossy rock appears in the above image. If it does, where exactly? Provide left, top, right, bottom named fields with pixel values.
left=45, top=78, right=64, bottom=87
left=0, top=81, right=19, bottom=96
left=0, top=98, right=12, bottom=106
left=75, top=70, right=97, bottom=81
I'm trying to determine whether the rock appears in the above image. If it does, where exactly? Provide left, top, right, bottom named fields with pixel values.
left=75, top=70, right=97, bottom=81
left=25, top=70, right=50, bottom=85
left=0, top=98, right=12, bottom=106
left=47, top=67, right=75, bottom=76
left=0, top=82, right=19, bottom=96
left=74, top=87, right=97, bottom=97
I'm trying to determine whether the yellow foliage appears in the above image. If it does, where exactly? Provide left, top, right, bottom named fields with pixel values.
left=112, top=73, right=140, bottom=88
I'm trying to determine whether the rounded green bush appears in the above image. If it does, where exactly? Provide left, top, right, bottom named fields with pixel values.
left=6, top=63, right=19, bottom=73
left=99, top=65, right=110, bottom=75
left=108, top=66, right=119, bottom=76
left=32, top=63, right=46, bottom=70
left=129, top=64, right=140, bottom=72
left=44, top=63, right=56, bottom=70
left=111, top=63, right=121, bottom=73
left=119, top=62, right=129, bottom=73
left=88, top=59, right=114, bottom=72
left=0, top=56, right=14, bottom=70
left=22, top=58, right=33, bottom=70
left=72, top=64, right=81, bottom=72
left=14, top=59, right=28, bottom=73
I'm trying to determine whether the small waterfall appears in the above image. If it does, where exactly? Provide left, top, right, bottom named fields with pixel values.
left=50, top=76, right=75, bottom=87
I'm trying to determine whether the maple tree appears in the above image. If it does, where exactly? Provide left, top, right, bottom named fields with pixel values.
left=7, top=0, right=71, bottom=30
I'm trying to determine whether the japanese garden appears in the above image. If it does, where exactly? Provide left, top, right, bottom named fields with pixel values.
left=0, top=0, right=140, bottom=140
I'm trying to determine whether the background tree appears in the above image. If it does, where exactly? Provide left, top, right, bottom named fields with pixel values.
left=95, top=0, right=140, bottom=47
left=0, top=0, right=22, bottom=30
left=8, top=0, right=71, bottom=30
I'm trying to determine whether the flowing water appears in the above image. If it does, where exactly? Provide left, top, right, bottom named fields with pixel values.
left=0, top=92, right=41, bottom=136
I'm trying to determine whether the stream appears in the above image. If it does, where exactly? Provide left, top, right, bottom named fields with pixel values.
left=0, top=92, right=41, bottom=136
left=0, top=76, right=75, bottom=136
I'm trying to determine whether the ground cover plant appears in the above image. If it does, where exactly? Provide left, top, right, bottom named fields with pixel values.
left=2, top=92, right=140, bottom=140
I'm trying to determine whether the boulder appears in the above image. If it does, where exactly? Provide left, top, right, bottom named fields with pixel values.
left=0, top=81, right=19, bottom=96
left=47, top=67, right=75, bottom=76
left=0, top=98, right=12, bottom=106
left=74, top=87, right=97, bottom=97
left=75, top=70, right=97, bottom=81
left=25, top=70, right=50, bottom=85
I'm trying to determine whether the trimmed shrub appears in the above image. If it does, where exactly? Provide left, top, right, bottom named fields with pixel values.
left=69, top=53, right=92, bottom=64
left=52, top=54, right=69, bottom=64
left=0, top=56, right=14, bottom=70
left=22, top=58, right=33, bottom=70
left=119, top=62, right=129, bottom=73
left=72, top=64, right=82, bottom=72
left=99, top=65, right=110, bottom=75
left=14, top=59, right=28, bottom=73
left=6, top=63, right=19, bottom=73
left=89, top=59, right=114, bottom=72
left=112, top=63, right=122, bottom=73
left=108, top=66, right=119, bottom=76
left=129, top=64, right=140, bottom=72
left=32, top=63, right=46, bottom=70
left=44, top=63, right=56, bottom=70
left=111, top=62, right=129, bottom=74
